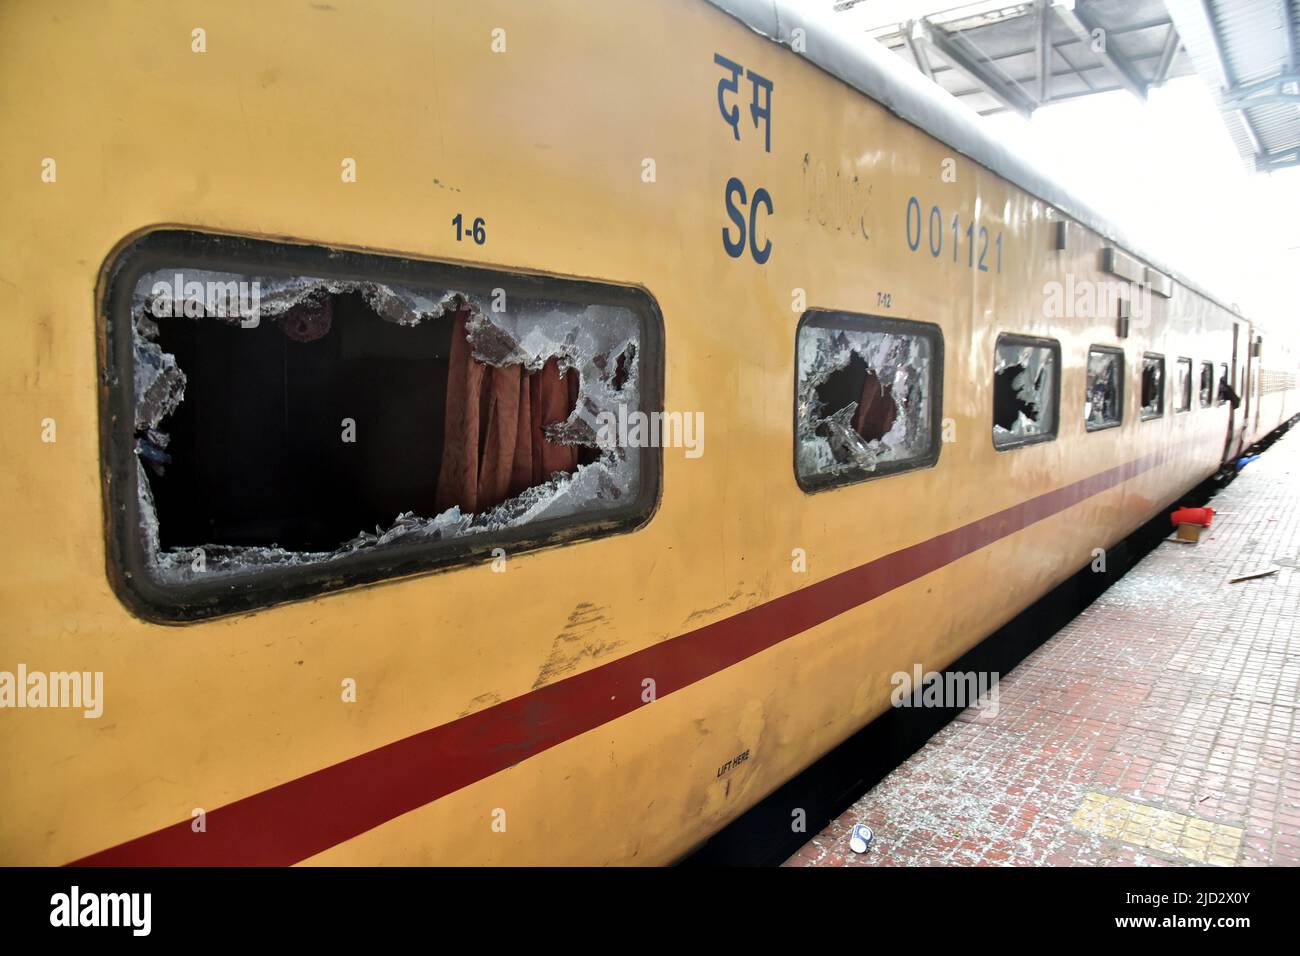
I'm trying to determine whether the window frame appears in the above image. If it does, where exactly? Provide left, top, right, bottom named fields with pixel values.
left=1217, top=363, right=1230, bottom=405
left=1084, top=344, right=1125, bottom=433
left=1140, top=352, right=1166, bottom=421
left=1173, top=356, right=1194, bottom=414
left=990, top=333, right=1061, bottom=451
left=98, top=229, right=665, bottom=622
left=1198, top=360, right=1214, bottom=408
left=792, top=309, right=945, bottom=493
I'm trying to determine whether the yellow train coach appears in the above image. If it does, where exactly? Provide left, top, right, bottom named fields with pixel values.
left=1, top=0, right=1296, bottom=866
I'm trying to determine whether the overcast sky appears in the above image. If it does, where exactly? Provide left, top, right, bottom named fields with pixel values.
left=789, top=0, right=1300, bottom=329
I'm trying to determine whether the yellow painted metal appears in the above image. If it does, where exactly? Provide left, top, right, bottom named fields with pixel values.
left=0, top=0, right=1248, bottom=865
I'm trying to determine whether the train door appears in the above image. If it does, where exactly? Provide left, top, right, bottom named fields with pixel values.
left=1225, top=320, right=1246, bottom=460
left=1241, top=326, right=1255, bottom=450
left=1253, top=335, right=1263, bottom=434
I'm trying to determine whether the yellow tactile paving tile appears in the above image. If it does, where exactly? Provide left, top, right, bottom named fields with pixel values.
left=1070, top=792, right=1244, bottom=866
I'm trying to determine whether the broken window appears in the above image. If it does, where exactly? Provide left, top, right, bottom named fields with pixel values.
left=1085, top=346, right=1124, bottom=431
left=100, top=231, right=661, bottom=620
left=992, top=335, right=1059, bottom=449
left=1140, top=353, right=1165, bottom=419
left=1199, top=361, right=1213, bottom=408
left=795, top=311, right=941, bottom=491
left=1173, top=357, right=1193, bottom=413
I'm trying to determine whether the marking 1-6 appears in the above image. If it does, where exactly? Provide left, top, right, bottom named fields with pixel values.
left=452, top=214, right=486, bottom=245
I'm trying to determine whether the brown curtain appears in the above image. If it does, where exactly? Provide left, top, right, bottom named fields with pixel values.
left=435, top=310, right=579, bottom=515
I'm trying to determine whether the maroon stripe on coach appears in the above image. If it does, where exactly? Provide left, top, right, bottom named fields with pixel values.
left=71, top=447, right=1172, bottom=866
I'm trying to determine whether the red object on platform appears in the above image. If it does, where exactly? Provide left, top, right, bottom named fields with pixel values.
left=1170, top=507, right=1215, bottom=527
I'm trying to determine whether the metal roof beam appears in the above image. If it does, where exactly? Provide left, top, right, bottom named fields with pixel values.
left=901, top=20, right=935, bottom=80
left=1237, top=108, right=1264, bottom=159
left=1258, top=149, right=1300, bottom=171
left=1223, top=72, right=1300, bottom=107
left=1284, top=0, right=1298, bottom=73
left=909, top=17, right=1037, bottom=118
left=1051, top=0, right=1148, bottom=100
left=1037, top=0, right=1051, bottom=103
left=1227, top=91, right=1300, bottom=106
left=1153, top=23, right=1180, bottom=85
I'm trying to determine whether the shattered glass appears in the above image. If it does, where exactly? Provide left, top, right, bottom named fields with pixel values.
left=796, top=317, right=933, bottom=485
left=1141, top=355, right=1164, bottom=417
left=992, top=341, right=1056, bottom=445
left=1174, top=358, right=1193, bottom=412
left=1085, top=349, right=1123, bottom=429
left=128, top=268, right=644, bottom=582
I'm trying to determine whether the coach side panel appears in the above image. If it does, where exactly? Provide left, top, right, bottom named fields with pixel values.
left=0, top=0, right=1245, bottom=866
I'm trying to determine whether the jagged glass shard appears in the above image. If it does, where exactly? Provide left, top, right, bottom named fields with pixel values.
left=797, top=320, right=933, bottom=484
left=1086, top=349, right=1123, bottom=428
left=993, top=341, right=1056, bottom=442
left=1141, top=355, right=1164, bottom=415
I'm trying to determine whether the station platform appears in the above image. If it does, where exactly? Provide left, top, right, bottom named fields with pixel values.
left=786, top=426, right=1300, bottom=867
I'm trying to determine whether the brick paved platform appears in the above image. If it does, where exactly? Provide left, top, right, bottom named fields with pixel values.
left=787, top=426, right=1300, bottom=867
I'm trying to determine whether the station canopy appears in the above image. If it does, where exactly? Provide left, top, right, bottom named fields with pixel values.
left=849, top=0, right=1300, bottom=170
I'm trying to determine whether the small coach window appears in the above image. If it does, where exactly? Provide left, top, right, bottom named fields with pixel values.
left=1217, top=363, right=1230, bottom=404
left=1141, top=353, right=1165, bottom=419
left=795, top=310, right=943, bottom=491
left=1174, top=357, right=1193, bottom=413
left=992, top=334, right=1059, bottom=449
left=1085, top=346, right=1123, bottom=430
left=1199, top=361, right=1213, bottom=407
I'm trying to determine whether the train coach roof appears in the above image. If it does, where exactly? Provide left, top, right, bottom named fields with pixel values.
left=703, top=0, right=1245, bottom=321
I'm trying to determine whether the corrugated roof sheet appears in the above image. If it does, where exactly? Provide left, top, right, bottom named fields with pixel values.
left=1166, top=0, right=1300, bottom=170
